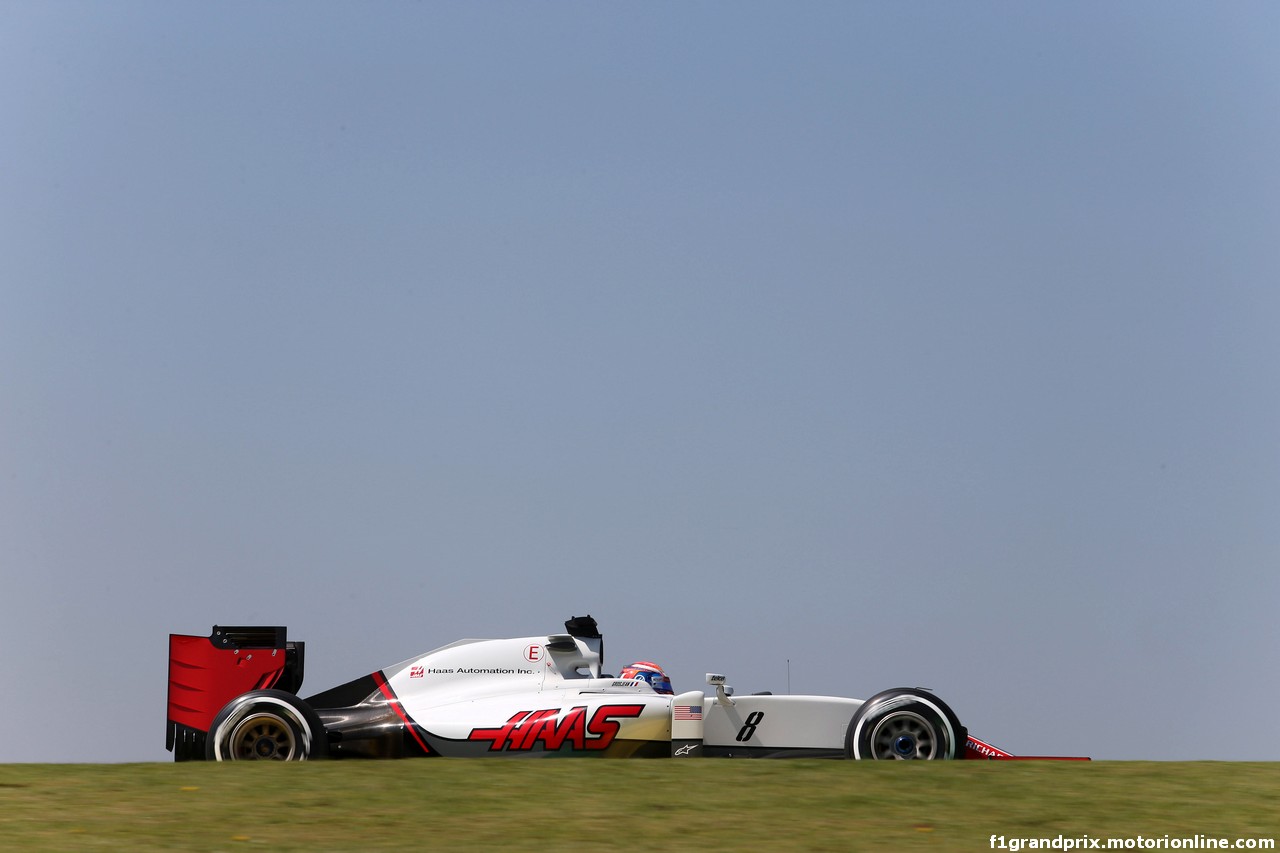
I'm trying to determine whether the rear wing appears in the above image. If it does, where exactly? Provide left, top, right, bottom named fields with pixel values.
left=166, top=625, right=304, bottom=759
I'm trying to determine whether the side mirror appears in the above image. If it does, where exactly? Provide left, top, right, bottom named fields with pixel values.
left=706, top=673, right=734, bottom=705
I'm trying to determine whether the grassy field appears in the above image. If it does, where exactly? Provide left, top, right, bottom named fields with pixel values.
left=1, top=760, right=1276, bottom=851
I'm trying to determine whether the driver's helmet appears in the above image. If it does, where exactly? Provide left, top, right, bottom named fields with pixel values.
left=619, top=661, right=673, bottom=695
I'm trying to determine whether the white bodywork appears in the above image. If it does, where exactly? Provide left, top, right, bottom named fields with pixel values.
left=369, top=630, right=874, bottom=758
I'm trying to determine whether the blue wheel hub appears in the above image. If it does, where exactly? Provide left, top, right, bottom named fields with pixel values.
left=893, top=735, right=916, bottom=757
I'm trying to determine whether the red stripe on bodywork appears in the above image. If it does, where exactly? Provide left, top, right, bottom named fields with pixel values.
left=372, top=671, right=432, bottom=755
left=254, top=670, right=282, bottom=690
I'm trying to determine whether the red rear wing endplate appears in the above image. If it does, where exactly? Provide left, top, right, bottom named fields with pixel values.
left=167, top=626, right=300, bottom=734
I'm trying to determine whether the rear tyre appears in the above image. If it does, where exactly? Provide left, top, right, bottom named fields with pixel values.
left=846, top=688, right=964, bottom=760
left=206, top=689, right=328, bottom=761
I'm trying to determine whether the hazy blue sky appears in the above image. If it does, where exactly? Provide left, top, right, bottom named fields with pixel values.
left=2, top=2, right=1276, bottom=762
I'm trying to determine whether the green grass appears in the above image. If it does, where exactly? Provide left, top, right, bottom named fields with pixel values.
left=1, top=761, right=1276, bottom=851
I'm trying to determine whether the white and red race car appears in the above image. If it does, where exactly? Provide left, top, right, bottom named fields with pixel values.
left=166, top=616, right=1084, bottom=762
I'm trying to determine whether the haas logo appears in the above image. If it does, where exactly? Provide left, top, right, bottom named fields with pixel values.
left=468, top=705, right=644, bottom=752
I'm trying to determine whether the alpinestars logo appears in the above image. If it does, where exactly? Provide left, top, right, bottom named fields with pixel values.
left=468, top=705, right=645, bottom=752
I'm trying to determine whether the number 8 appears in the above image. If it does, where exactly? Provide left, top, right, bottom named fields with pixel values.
left=736, top=711, right=764, bottom=742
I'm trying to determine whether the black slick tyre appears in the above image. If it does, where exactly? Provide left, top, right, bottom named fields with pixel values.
left=205, top=689, right=328, bottom=761
left=845, top=688, right=965, bottom=760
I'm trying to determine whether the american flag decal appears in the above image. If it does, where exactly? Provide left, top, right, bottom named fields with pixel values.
left=673, top=705, right=702, bottom=721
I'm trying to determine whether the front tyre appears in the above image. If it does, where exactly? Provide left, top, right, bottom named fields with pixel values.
left=206, top=689, right=328, bottom=761
left=846, top=688, right=965, bottom=760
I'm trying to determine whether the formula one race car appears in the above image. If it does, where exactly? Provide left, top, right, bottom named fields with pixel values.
left=166, top=616, right=1084, bottom=762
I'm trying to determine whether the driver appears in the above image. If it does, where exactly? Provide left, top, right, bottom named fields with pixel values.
left=619, top=660, right=673, bottom=695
